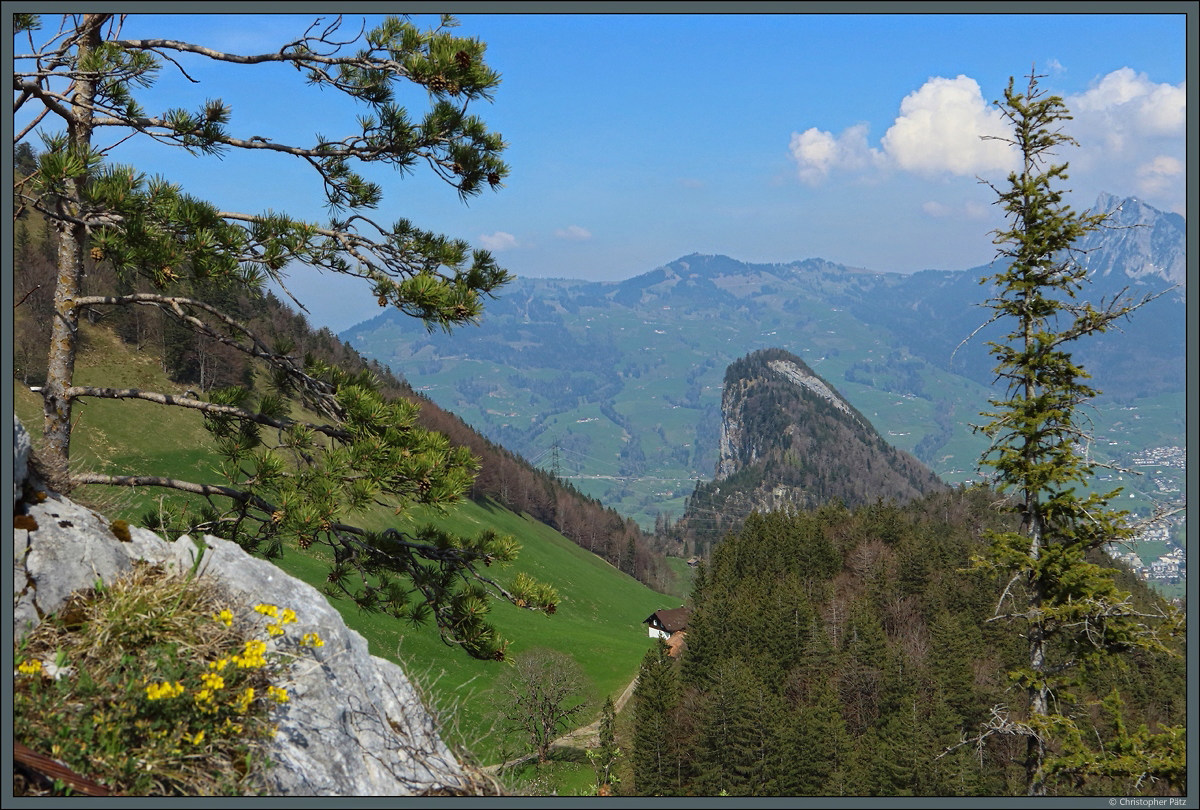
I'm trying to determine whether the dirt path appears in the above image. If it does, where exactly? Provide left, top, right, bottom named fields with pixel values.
left=484, top=674, right=638, bottom=773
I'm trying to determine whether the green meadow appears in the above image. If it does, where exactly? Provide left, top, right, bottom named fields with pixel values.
left=15, top=325, right=675, bottom=775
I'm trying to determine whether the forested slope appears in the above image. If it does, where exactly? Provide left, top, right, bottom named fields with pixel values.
left=632, top=491, right=1186, bottom=796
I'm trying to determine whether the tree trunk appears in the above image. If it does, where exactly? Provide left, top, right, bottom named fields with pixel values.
left=42, top=14, right=108, bottom=472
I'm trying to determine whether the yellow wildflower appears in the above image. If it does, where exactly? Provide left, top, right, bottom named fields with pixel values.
left=267, top=623, right=285, bottom=637
left=301, top=632, right=325, bottom=648
left=18, top=659, right=43, bottom=676
left=254, top=603, right=278, bottom=618
left=268, top=685, right=289, bottom=703
left=213, top=609, right=234, bottom=627
left=146, top=680, right=185, bottom=700
left=234, top=687, right=255, bottom=713
left=233, top=639, right=268, bottom=669
left=280, top=608, right=298, bottom=625
left=201, top=672, right=225, bottom=691
left=209, top=657, right=230, bottom=672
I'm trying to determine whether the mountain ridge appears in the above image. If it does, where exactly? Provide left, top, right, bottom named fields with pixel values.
left=341, top=192, right=1184, bottom=527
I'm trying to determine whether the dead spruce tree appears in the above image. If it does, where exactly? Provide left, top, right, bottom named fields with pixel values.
left=969, top=68, right=1183, bottom=795
left=13, top=12, right=557, bottom=659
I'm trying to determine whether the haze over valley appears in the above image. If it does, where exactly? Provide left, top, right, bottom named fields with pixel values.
left=343, top=193, right=1186, bottom=557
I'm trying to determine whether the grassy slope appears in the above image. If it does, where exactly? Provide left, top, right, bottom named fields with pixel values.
left=15, top=324, right=674, bottom=769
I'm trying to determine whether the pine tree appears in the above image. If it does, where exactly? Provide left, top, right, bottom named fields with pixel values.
left=13, top=13, right=556, bottom=659
left=970, top=68, right=1182, bottom=795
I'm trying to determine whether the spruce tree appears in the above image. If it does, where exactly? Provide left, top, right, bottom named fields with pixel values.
left=632, top=639, right=679, bottom=796
left=971, top=68, right=1182, bottom=795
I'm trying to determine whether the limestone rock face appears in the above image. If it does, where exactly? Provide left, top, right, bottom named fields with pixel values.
left=12, top=418, right=471, bottom=796
left=14, top=414, right=31, bottom=504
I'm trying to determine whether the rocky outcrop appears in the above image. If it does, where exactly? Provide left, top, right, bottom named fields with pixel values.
left=695, top=350, right=945, bottom=536
left=12, top=416, right=477, bottom=796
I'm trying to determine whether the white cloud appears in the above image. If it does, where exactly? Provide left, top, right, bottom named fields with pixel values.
left=1046, top=58, right=1065, bottom=75
left=1068, top=68, right=1185, bottom=140
left=479, top=231, right=518, bottom=251
left=1057, top=69, right=1185, bottom=209
left=790, top=75, right=1015, bottom=183
left=1136, top=155, right=1185, bottom=196
left=554, top=224, right=592, bottom=240
left=789, top=122, right=883, bottom=185
left=787, top=69, right=1184, bottom=212
left=881, top=76, right=1016, bottom=176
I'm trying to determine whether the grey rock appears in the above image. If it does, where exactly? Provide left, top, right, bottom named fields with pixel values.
left=12, top=417, right=473, bottom=796
left=14, top=413, right=31, bottom=503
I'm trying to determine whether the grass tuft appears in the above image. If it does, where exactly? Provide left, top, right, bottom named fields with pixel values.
left=13, top=562, right=323, bottom=796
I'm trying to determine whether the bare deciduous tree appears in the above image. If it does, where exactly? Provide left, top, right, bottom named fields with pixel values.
left=493, top=648, right=590, bottom=765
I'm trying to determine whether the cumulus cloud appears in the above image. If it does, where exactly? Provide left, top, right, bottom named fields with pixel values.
left=788, top=69, right=1184, bottom=212
left=554, top=224, right=592, bottom=240
left=479, top=231, right=518, bottom=251
left=1068, top=68, right=1185, bottom=141
left=880, top=76, right=1016, bottom=176
left=789, top=122, right=883, bottom=185
left=1057, top=69, right=1185, bottom=209
left=790, top=75, right=1015, bottom=183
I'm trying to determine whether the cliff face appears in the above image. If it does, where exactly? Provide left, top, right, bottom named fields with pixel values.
left=717, top=355, right=866, bottom=482
left=12, top=416, right=483, bottom=797
left=692, top=349, right=944, bottom=536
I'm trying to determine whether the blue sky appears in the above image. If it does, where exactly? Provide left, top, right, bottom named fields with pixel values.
left=13, top=11, right=1189, bottom=332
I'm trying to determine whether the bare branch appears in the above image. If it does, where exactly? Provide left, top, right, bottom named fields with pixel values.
left=74, top=293, right=340, bottom=416
left=73, top=472, right=275, bottom=513
left=65, top=385, right=351, bottom=442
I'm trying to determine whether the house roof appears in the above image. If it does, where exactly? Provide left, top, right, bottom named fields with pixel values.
left=644, top=607, right=690, bottom=633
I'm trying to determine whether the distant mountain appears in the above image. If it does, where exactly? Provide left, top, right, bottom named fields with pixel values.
left=341, top=193, right=1184, bottom=527
left=676, top=348, right=945, bottom=548
left=1078, top=192, right=1187, bottom=291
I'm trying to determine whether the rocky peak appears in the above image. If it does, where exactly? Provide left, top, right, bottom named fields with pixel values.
left=1077, top=192, right=1187, bottom=292
left=707, top=349, right=942, bottom=522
